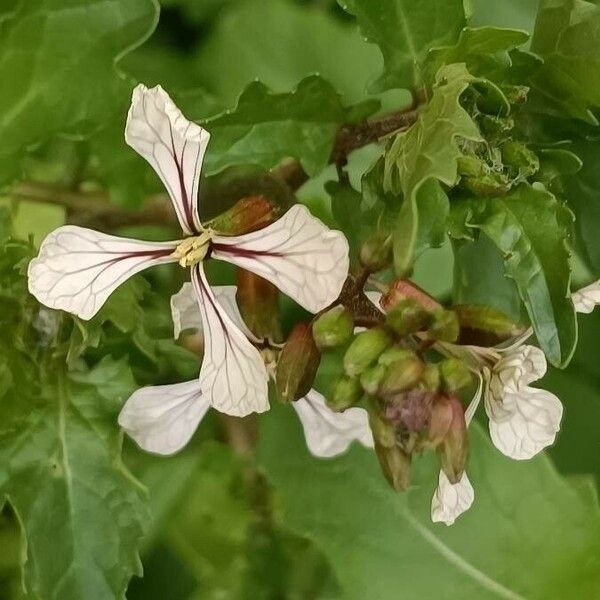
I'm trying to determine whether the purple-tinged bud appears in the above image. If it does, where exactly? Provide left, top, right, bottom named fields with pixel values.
left=381, top=280, right=441, bottom=313
left=439, top=394, right=469, bottom=484
left=453, top=304, right=525, bottom=346
left=329, top=376, right=362, bottom=412
left=360, top=232, right=392, bottom=272
left=360, top=363, right=386, bottom=395
left=209, top=196, right=280, bottom=235
left=385, top=298, right=430, bottom=336
left=276, top=323, right=320, bottom=402
left=380, top=357, right=425, bottom=399
left=344, top=327, right=392, bottom=377
left=385, top=389, right=435, bottom=433
left=427, top=308, right=459, bottom=342
left=236, top=269, right=282, bottom=341
left=312, top=305, right=354, bottom=349
left=439, top=358, right=472, bottom=393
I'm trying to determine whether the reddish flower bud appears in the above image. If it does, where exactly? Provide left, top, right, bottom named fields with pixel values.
left=439, top=394, right=469, bottom=484
left=276, top=323, right=320, bottom=402
left=236, top=269, right=282, bottom=341
left=208, top=196, right=280, bottom=235
left=381, top=280, right=441, bottom=313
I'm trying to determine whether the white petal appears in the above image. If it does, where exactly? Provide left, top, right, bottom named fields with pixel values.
left=431, top=471, right=474, bottom=526
left=572, top=280, right=600, bottom=313
left=28, top=226, right=176, bottom=320
left=211, top=205, right=349, bottom=313
left=125, top=84, right=210, bottom=235
left=118, top=380, right=209, bottom=455
left=293, top=389, right=373, bottom=458
left=193, top=265, right=269, bottom=417
left=170, top=282, right=259, bottom=342
left=488, top=386, right=563, bottom=459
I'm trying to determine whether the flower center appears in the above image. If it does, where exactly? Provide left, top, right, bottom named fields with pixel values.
left=172, top=230, right=213, bottom=268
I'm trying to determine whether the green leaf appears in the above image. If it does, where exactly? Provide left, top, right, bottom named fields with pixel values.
left=0, top=357, right=150, bottom=600
left=451, top=183, right=576, bottom=367
left=258, top=403, right=600, bottom=600
left=423, top=26, right=529, bottom=83
left=203, top=76, right=378, bottom=177
left=0, top=0, right=158, bottom=186
left=384, top=64, right=481, bottom=275
left=530, top=0, right=600, bottom=123
left=338, top=0, right=466, bottom=91
left=195, top=0, right=382, bottom=106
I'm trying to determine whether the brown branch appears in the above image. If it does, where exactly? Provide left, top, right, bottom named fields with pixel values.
left=10, top=107, right=419, bottom=230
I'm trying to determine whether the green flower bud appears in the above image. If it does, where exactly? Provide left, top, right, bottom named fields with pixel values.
left=209, top=196, right=279, bottom=235
left=427, top=308, right=459, bottom=342
left=276, top=323, right=320, bottom=402
left=360, top=232, right=392, bottom=272
left=367, top=399, right=396, bottom=448
left=236, top=270, right=282, bottom=342
left=376, top=444, right=411, bottom=491
left=457, top=155, right=487, bottom=178
left=501, top=141, right=539, bottom=177
left=329, top=376, right=363, bottom=412
left=422, top=364, right=441, bottom=392
left=380, top=357, right=425, bottom=398
left=312, top=305, right=354, bottom=349
left=381, top=279, right=441, bottom=312
left=377, top=346, right=415, bottom=367
left=439, top=358, right=472, bottom=393
left=439, top=395, right=469, bottom=483
left=385, top=298, right=430, bottom=336
left=461, top=173, right=511, bottom=197
left=360, top=363, right=386, bottom=395
left=453, top=304, right=524, bottom=346
left=344, top=327, right=392, bottom=377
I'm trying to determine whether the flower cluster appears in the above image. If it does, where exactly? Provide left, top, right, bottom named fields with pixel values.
left=27, top=84, right=374, bottom=458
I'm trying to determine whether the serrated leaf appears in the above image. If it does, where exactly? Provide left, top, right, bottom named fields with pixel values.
left=258, top=403, right=600, bottom=600
left=0, top=0, right=158, bottom=186
left=0, top=357, right=150, bottom=600
left=384, top=64, right=481, bottom=275
left=530, top=0, right=600, bottom=123
left=338, top=0, right=466, bottom=91
left=203, top=76, right=378, bottom=177
left=424, top=26, right=529, bottom=83
left=451, top=183, right=576, bottom=367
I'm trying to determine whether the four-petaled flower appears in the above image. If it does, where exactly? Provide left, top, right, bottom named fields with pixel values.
left=119, top=283, right=373, bottom=456
left=27, top=84, right=349, bottom=418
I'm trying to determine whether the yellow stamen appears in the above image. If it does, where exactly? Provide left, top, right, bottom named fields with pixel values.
left=172, top=230, right=213, bottom=268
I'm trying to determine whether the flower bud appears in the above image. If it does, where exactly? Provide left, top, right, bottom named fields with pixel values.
left=236, top=269, right=282, bottom=341
left=457, top=155, right=487, bottom=178
left=312, top=305, right=354, bottom=349
left=344, top=327, right=392, bottom=377
left=421, top=364, right=441, bottom=392
left=380, top=357, right=425, bottom=398
left=501, top=141, right=539, bottom=177
left=381, top=280, right=441, bottom=312
left=439, top=358, right=472, bottom=393
left=427, top=395, right=454, bottom=447
left=439, top=394, right=469, bottom=483
left=276, top=323, right=320, bottom=402
left=360, top=232, right=392, bottom=271
left=375, top=444, right=411, bottom=491
left=329, top=376, right=363, bottom=412
left=461, top=173, right=511, bottom=197
left=427, top=308, right=459, bottom=342
left=453, top=304, right=524, bottom=346
left=208, top=196, right=279, bottom=235
left=367, top=399, right=396, bottom=448
left=360, top=363, right=386, bottom=395
left=377, top=346, right=415, bottom=366
left=385, top=298, right=430, bottom=336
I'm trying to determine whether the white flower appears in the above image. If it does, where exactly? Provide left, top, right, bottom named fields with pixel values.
left=572, top=279, right=600, bottom=313
left=28, top=84, right=349, bottom=419
left=120, top=284, right=372, bottom=456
